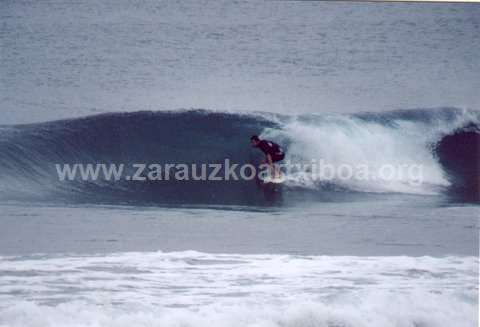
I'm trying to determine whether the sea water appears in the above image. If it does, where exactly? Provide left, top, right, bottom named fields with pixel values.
left=0, top=1, right=479, bottom=326
left=0, top=199, right=477, bottom=327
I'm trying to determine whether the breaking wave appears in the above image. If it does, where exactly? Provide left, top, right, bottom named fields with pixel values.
left=0, top=107, right=478, bottom=205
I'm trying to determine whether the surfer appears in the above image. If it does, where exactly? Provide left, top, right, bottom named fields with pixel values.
left=250, top=135, right=285, bottom=179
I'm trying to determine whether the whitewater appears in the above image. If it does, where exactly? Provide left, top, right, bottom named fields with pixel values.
left=0, top=196, right=477, bottom=327
left=0, top=251, right=477, bottom=327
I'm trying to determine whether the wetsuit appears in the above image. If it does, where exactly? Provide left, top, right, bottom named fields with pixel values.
left=257, top=140, right=285, bottom=162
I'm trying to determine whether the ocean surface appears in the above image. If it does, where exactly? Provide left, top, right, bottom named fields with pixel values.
left=1, top=1, right=479, bottom=327
left=1, top=1, right=479, bottom=124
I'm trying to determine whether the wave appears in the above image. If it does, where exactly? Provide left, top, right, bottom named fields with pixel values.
left=0, top=107, right=478, bottom=205
left=3, top=297, right=475, bottom=327
left=0, top=251, right=477, bottom=327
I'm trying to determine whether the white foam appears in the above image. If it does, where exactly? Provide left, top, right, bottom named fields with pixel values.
left=262, top=110, right=479, bottom=194
left=0, top=251, right=477, bottom=327
left=1, top=292, right=476, bottom=327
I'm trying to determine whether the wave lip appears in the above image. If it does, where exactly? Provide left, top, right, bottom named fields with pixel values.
left=0, top=107, right=478, bottom=205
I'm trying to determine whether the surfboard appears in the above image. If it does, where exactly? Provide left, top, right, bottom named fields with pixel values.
left=259, top=173, right=285, bottom=184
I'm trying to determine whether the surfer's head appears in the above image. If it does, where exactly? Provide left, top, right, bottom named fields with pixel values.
left=250, top=135, right=260, bottom=147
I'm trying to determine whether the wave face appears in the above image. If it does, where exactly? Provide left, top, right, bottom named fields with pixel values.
left=0, top=108, right=478, bottom=205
